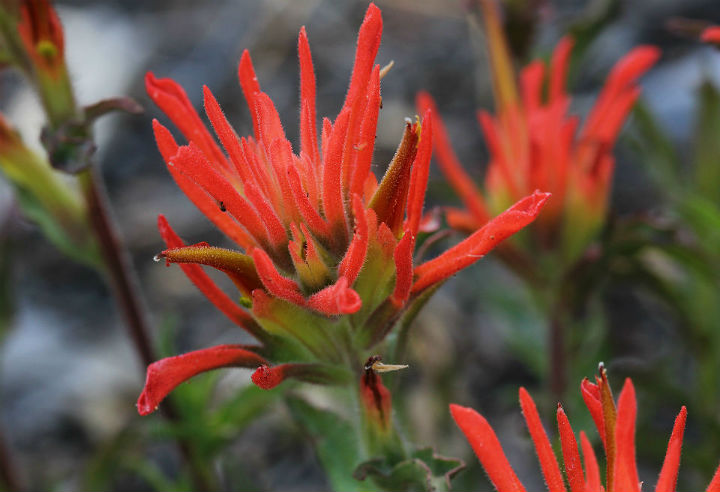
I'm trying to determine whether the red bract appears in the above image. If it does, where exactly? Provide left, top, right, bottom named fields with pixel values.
left=138, top=3, right=548, bottom=414
left=451, top=365, right=720, bottom=492
left=418, top=1, right=659, bottom=264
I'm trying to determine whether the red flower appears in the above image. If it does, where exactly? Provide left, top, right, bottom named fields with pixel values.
left=16, top=0, right=65, bottom=78
left=138, top=3, right=548, bottom=415
left=702, top=26, right=720, bottom=45
left=418, top=1, right=659, bottom=263
left=450, top=365, right=720, bottom=492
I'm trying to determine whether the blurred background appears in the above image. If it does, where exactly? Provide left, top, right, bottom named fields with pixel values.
left=2, top=0, right=720, bottom=490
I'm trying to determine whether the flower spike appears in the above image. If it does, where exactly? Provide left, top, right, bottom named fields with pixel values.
left=143, top=2, right=546, bottom=417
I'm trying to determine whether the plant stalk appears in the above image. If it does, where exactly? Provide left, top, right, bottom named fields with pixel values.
left=79, top=169, right=215, bottom=491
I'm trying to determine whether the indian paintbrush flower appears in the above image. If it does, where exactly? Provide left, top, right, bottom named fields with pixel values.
left=417, top=0, right=660, bottom=268
left=450, top=363, right=720, bottom=492
left=137, top=3, right=549, bottom=416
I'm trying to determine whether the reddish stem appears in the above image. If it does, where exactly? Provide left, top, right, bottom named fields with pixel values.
left=0, top=426, right=20, bottom=491
left=82, top=169, right=214, bottom=491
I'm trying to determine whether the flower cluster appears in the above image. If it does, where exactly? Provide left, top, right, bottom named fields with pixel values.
left=418, top=2, right=659, bottom=265
left=137, top=4, right=549, bottom=415
left=451, top=365, right=720, bottom=492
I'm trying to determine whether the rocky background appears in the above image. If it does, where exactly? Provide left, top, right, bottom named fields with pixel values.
left=1, top=0, right=720, bottom=490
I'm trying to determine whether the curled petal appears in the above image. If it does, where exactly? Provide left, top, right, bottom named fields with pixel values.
left=251, top=364, right=285, bottom=390
left=307, top=276, right=362, bottom=315
left=252, top=362, right=349, bottom=390
left=137, top=345, right=266, bottom=416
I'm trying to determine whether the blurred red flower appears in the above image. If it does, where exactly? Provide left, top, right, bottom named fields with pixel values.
left=418, top=1, right=659, bottom=263
left=451, top=365, right=720, bottom=492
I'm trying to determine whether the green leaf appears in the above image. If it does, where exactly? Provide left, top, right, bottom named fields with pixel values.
left=286, top=394, right=370, bottom=492
left=354, top=448, right=465, bottom=492
left=693, top=81, right=720, bottom=204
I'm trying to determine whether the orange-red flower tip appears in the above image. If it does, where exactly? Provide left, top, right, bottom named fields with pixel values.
left=137, top=345, right=266, bottom=415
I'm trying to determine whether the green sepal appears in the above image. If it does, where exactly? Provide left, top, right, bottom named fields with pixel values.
left=251, top=291, right=341, bottom=362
